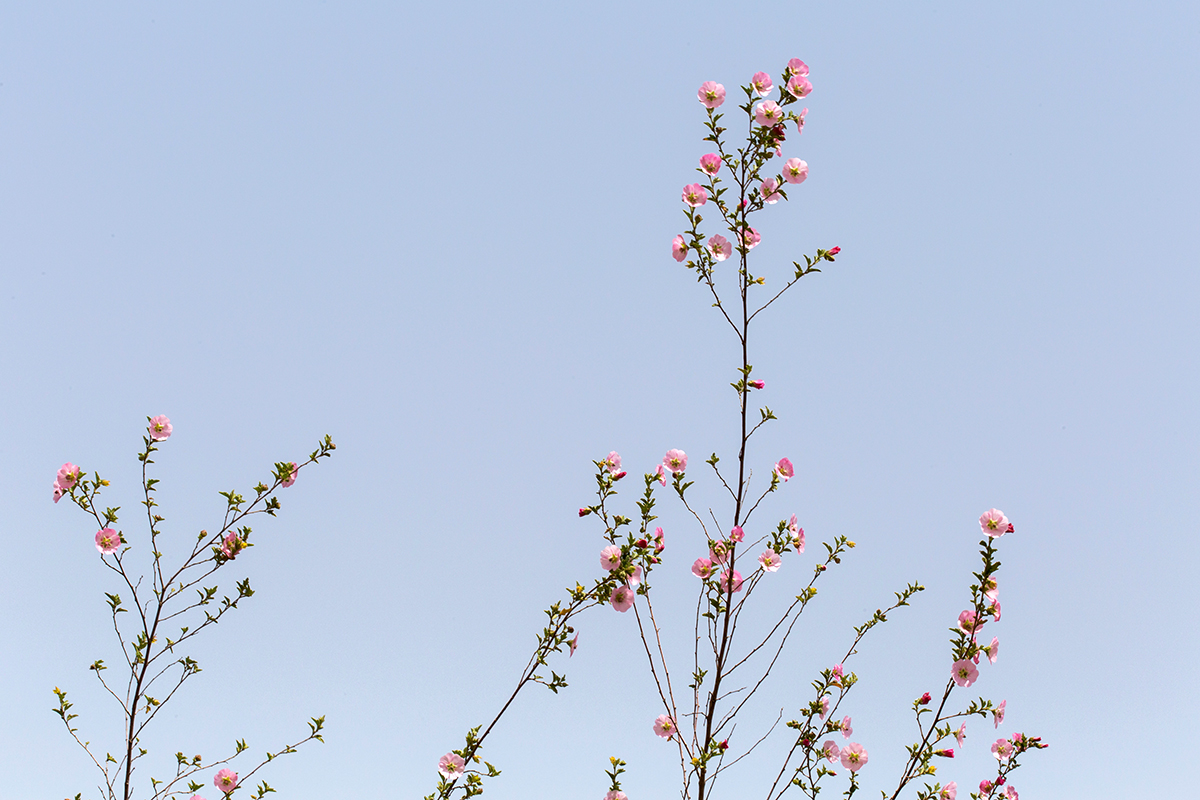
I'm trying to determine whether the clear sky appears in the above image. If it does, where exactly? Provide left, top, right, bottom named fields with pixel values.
left=2, top=1, right=1197, bottom=798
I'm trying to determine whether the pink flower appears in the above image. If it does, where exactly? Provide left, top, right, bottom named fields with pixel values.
left=989, top=599, right=1002, bottom=621
left=818, top=697, right=830, bottom=719
left=831, top=663, right=845, bottom=683
left=1004, top=786, right=1019, bottom=800
left=709, top=540, right=730, bottom=565
left=692, top=557, right=715, bottom=579
left=754, top=100, right=784, bottom=126
left=569, top=634, right=578, bottom=657
left=654, top=464, right=667, bottom=485
left=610, top=585, right=635, bottom=612
left=839, top=743, right=867, bottom=772
left=758, top=549, right=781, bottom=572
left=699, top=152, right=723, bottom=175
left=438, top=752, right=466, bottom=779
left=718, top=569, right=743, bottom=593
left=958, top=609, right=983, bottom=634
left=707, top=234, right=732, bottom=261
left=148, top=415, right=173, bottom=441
left=979, top=780, right=994, bottom=796
left=682, top=183, right=708, bottom=207
left=822, top=739, right=839, bottom=761
left=213, top=769, right=238, bottom=794
left=840, top=716, right=853, bottom=738
left=220, top=532, right=245, bottom=560
left=783, top=158, right=809, bottom=184
left=774, top=457, right=795, bottom=481
left=786, top=75, right=813, bottom=99
left=729, top=526, right=744, bottom=543
left=982, top=575, right=999, bottom=601
left=602, top=451, right=622, bottom=473
left=795, top=107, right=808, bottom=135
left=955, top=723, right=967, bottom=747
left=786, top=58, right=809, bottom=77
left=281, top=461, right=298, bottom=488
left=627, top=565, right=643, bottom=589
left=95, top=528, right=121, bottom=554
left=939, top=782, right=958, bottom=800
left=663, top=449, right=688, bottom=473
left=750, top=71, right=774, bottom=96
left=654, top=526, right=665, bottom=551
left=979, top=509, right=1009, bottom=537
left=601, top=545, right=622, bottom=571
left=56, top=463, right=83, bottom=491
left=605, top=792, right=628, bottom=800
left=653, top=714, right=677, bottom=740
left=985, top=637, right=1000, bottom=665
left=737, top=227, right=761, bottom=250
left=748, top=379, right=765, bottom=389
left=760, top=177, right=782, bottom=204
left=951, top=659, right=979, bottom=687
left=191, top=796, right=208, bottom=800
left=672, top=234, right=688, bottom=262
left=698, top=81, right=726, bottom=108
left=53, top=483, right=65, bottom=503
left=788, top=515, right=805, bottom=552
left=993, top=699, right=1006, bottom=728
left=991, top=737, right=1013, bottom=760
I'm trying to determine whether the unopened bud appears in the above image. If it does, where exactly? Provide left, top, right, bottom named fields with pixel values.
left=578, top=508, right=591, bottom=517
left=919, top=692, right=931, bottom=705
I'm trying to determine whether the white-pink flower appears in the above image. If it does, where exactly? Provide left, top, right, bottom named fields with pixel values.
left=627, top=565, right=643, bottom=589
left=213, top=770, right=238, bottom=794
left=760, top=177, right=782, bottom=204
left=672, top=234, right=688, bottom=263
left=663, top=449, right=688, bottom=473
left=281, top=461, right=298, bottom=488
left=795, top=107, right=808, bottom=135
left=737, top=227, right=761, bottom=250
left=699, top=152, right=722, bottom=175
left=958, top=609, right=983, bottom=634
left=654, top=464, right=667, bottom=485
left=787, top=58, right=809, bottom=77
left=601, top=545, right=622, bottom=571
left=692, top=557, right=715, bottom=579
left=1004, top=785, right=1019, bottom=800
left=951, top=659, right=979, bottom=687
left=148, top=415, right=173, bottom=441
left=438, top=752, right=466, bottom=779
left=774, top=457, right=795, bottom=481
left=939, top=782, right=958, bottom=800
left=783, top=158, right=809, bottom=184
left=682, top=183, right=708, bottom=207
left=979, top=509, right=1009, bottom=537
left=989, top=599, right=1002, bottom=621
left=602, top=451, right=622, bottom=473
left=754, top=100, right=784, bottom=126
left=95, top=528, right=121, bottom=554
left=786, top=75, right=813, bottom=99
left=991, top=737, right=1013, bottom=760
left=698, top=81, right=726, bottom=109
left=954, top=722, right=967, bottom=747
left=985, top=637, right=1000, bottom=665
left=653, top=714, right=677, bottom=740
left=708, top=234, right=732, bottom=261
left=840, top=743, right=868, bottom=772
left=750, top=71, right=774, bottom=96
left=718, top=569, right=743, bottom=593
left=789, top=514, right=806, bottom=553
left=610, top=585, right=635, bottom=612
left=993, top=699, right=1006, bottom=728
left=56, top=463, right=83, bottom=491
left=818, top=697, right=830, bottom=720
left=605, top=792, right=628, bottom=800
left=220, top=532, right=245, bottom=560
left=982, top=575, right=999, bottom=601
left=840, top=715, right=853, bottom=739
left=758, top=549, right=781, bottom=572
left=822, top=739, right=839, bottom=761
left=709, top=540, right=730, bottom=565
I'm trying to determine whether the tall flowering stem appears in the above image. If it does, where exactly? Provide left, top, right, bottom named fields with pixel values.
left=52, top=419, right=334, bottom=800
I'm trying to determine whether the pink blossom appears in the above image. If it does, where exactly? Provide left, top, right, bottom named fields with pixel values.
left=569, top=634, right=578, bottom=657
left=737, top=227, right=761, bottom=250
left=979, top=780, right=995, bottom=796
left=939, top=782, right=958, bottom=800
left=692, top=557, right=715, bottom=579
left=748, top=379, right=765, bottom=389
left=654, top=526, right=665, bottom=551
left=754, top=100, right=784, bottom=126
left=191, top=796, right=208, bottom=800
left=1004, top=786, right=1019, bottom=800
left=95, top=528, right=121, bottom=554
left=729, top=526, right=744, bottom=543
left=758, top=549, right=781, bottom=572
left=831, top=663, right=845, bottom=683
left=750, top=71, right=774, bottom=96
left=627, top=565, right=643, bottom=589
left=991, top=737, right=1013, bottom=760
left=653, top=714, right=677, bottom=740
left=53, top=483, right=65, bottom=503
left=698, top=81, right=726, bottom=109
left=682, top=183, right=708, bottom=207
left=955, top=723, right=967, bottom=747
left=148, top=415, right=173, bottom=441
left=602, top=451, right=622, bottom=473
left=610, top=585, right=635, bottom=612
left=605, top=793, right=628, bottom=800
left=663, top=449, right=688, bottom=473
left=985, top=637, right=1000, bottom=665
left=709, top=540, right=730, bottom=565
left=760, top=177, right=782, bottom=204
left=993, top=699, right=1006, bottom=728
left=281, top=461, right=298, bottom=488
left=654, top=464, right=668, bottom=485
left=213, top=769, right=238, bottom=794
left=795, top=107, right=808, bottom=135
left=220, top=532, right=246, bottom=560
left=718, top=569, right=743, bottom=593
left=774, top=457, right=795, bottom=481
left=783, top=158, right=809, bottom=184
left=952, top=659, right=979, bottom=687
left=818, top=697, right=830, bottom=720
left=957, top=609, right=983, bottom=634
left=56, top=463, right=83, bottom=491
left=786, top=75, right=813, bottom=99
left=982, top=575, right=999, bottom=601
left=822, top=739, right=839, bottom=761
left=989, top=599, right=1002, bottom=621
left=839, top=743, right=868, bottom=772
left=438, top=753, right=466, bottom=779
left=840, top=716, right=853, bottom=738
left=707, top=234, right=732, bottom=261
left=672, top=234, right=688, bottom=262
left=786, top=58, right=809, bottom=77
left=699, top=152, right=723, bottom=175
left=601, top=545, right=622, bottom=571
left=789, top=515, right=805, bottom=552
left=979, top=509, right=1009, bottom=537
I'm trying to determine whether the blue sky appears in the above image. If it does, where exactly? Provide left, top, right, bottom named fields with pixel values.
left=2, top=1, right=1197, bottom=798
